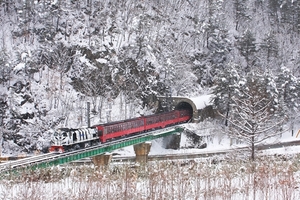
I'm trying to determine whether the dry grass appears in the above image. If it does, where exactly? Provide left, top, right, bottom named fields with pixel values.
left=1, top=154, right=300, bottom=200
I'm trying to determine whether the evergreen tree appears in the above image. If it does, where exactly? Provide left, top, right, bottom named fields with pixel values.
left=115, top=45, right=160, bottom=110
left=0, top=50, right=11, bottom=85
left=259, top=32, right=279, bottom=65
left=268, top=0, right=280, bottom=24
left=212, top=63, right=243, bottom=126
left=276, top=67, right=300, bottom=135
left=237, top=30, right=257, bottom=72
left=192, top=0, right=231, bottom=87
left=234, top=0, right=250, bottom=30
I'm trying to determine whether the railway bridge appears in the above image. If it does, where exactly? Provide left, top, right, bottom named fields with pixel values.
left=0, top=127, right=184, bottom=173
left=157, top=94, right=213, bottom=123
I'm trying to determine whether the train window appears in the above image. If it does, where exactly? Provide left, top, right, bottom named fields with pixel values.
left=98, top=130, right=103, bottom=136
left=72, top=132, right=77, bottom=141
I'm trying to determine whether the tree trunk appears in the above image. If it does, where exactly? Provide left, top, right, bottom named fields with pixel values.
left=251, top=135, right=255, bottom=161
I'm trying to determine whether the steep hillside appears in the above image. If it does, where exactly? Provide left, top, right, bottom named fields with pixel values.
left=0, top=0, right=299, bottom=154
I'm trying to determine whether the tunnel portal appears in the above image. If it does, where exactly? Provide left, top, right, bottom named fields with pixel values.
left=157, top=96, right=200, bottom=122
left=175, top=101, right=193, bottom=111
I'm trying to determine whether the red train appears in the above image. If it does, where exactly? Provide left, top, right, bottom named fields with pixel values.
left=49, top=109, right=192, bottom=153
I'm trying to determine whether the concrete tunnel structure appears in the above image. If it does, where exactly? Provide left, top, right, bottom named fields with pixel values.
left=157, top=94, right=213, bottom=123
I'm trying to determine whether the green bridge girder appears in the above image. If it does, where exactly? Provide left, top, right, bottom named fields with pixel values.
left=28, top=126, right=184, bottom=170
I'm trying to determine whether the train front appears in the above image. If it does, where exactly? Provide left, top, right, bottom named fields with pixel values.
left=49, top=128, right=71, bottom=153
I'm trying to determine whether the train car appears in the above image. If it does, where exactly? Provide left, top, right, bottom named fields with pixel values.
left=95, top=117, right=145, bottom=143
left=96, top=109, right=191, bottom=143
left=177, top=109, right=193, bottom=122
left=49, top=109, right=192, bottom=153
left=144, top=109, right=191, bottom=130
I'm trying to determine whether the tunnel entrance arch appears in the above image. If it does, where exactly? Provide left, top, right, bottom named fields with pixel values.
left=175, top=101, right=193, bottom=111
left=157, top=96, right=200, bottom=122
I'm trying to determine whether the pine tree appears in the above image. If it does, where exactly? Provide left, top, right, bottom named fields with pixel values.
left=276, top=67, right=300, bottom=135
left=0, top=50, right=11, bottom=85
left=268, top=0, right=280, bottom=24
left=259, top=32, right=279, bottom=65
left=192, top=0, right=231, bottom=87
left=212, top=63, right=243, bottom=126
left=237, top=30, right=257, bottom=72
left=234, top=0, right=250, bottom=30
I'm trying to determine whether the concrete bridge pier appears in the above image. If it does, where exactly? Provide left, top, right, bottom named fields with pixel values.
left=91, top=154, right=112, bottom=167
left=134, top=142, right=152, bottom=163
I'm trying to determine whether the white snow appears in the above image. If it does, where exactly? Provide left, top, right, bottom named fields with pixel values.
left=96, top=58, right=108, bottom=64
left=189, top=94, right=213, bottom=110
left=13, top=63, right=25, bottom=73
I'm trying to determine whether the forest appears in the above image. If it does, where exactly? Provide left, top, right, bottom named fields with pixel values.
left=0, top=0, right=299, bottom=154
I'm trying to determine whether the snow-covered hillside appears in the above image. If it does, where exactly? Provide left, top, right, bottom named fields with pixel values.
left=0, top=0, right=299, bottom=154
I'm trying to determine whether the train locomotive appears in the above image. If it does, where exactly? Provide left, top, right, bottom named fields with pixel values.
left=49, top=109, right=192, bottom=153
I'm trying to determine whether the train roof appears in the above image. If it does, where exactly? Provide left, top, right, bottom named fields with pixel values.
left=92, top=116, right=144, bottom=127
left=91, top=110, right=182, bottom=128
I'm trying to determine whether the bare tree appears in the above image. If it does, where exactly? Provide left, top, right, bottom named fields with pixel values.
left=224, top=73, right=286, bottom=161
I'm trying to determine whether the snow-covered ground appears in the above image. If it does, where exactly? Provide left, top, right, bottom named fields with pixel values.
left=1, top=131, right=300, bottom=200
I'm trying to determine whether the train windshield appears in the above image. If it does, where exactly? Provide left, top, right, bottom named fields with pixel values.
left=53, top=129, right=68, bottom=139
